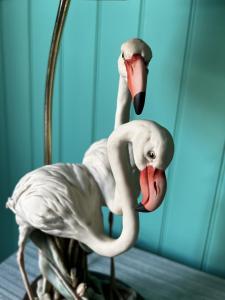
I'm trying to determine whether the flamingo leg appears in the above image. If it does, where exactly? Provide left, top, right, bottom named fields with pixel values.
left=41, top=276, right=52, bottom=295
left=53, top=289, right=61, bottom=300
left=31, top=230, right=79, bottom=299
left=17, top=226, right=34, bottom=300
left=109, top=212, right=116, bottom=300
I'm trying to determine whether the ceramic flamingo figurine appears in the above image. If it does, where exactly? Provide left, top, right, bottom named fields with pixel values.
left=83, top=39, right=152, bottom=298
left=7, top=119, right=174, bottom=299
left=82, top=39, right=152, bottom=298
left=6, top=37, right=173, bottom=300
left=41, top=38, right=153, bottom=299
left=83, top=38, right=152, bottom=212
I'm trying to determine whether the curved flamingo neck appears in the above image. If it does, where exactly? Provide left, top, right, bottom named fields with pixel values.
left=81, top=123, right=140, bottom=257
left=107, top=124, right=135, bottom=208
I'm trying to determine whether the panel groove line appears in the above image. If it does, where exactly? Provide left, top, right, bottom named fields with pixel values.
left=201, top=141, right=225, bottom=270
left=27, top=0, right=34, bottom=169
left=91, top=1, right=102, bottom=143
left=137, top=0, right=145, bottom=38
left=158, top=0, right=196, bottom=253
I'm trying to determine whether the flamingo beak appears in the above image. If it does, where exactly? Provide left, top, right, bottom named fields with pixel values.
left=136, top=166, right=167, bottom=213
left=124, top=54, right=148, bottom=115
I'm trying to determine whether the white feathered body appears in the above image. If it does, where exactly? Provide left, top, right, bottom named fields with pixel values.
left=7, top=132, right=138, bottom=251
left=83, top=139, right=115, bottom=207
left=7, top=163, right=105, bottom=244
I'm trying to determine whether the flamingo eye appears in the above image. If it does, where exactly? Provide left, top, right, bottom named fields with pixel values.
left=147, top=151, right=156, bottom=160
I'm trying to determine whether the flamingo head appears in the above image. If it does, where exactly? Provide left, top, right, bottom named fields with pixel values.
left=131, top=121, right=174, bottom=212
left=118, top=38, right=152, bottom=115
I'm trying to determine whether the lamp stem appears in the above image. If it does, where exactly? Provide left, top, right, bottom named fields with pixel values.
left=44, top=0, right=71, bottom=165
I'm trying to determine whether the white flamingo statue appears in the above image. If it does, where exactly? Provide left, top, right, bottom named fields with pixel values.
left=82, top=39, right=152, bottom=298
left=83, top=38, right=152, bottom=214
left=7, top=119, right=174, bottom=299
left=5, top=38, right=153, bottom=300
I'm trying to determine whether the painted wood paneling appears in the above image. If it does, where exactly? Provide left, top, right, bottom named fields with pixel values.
left=159, top=0, right=225, bottom=271
left=0, top=3, right=14, bottom=259
left=196, top=0, right=225, bottom=276
left=134, top=0, right=193, bottom=253
left=0, top=0, right=225, bottom=280
left=203, top=144, right=225, bottom=277
left=0, top=0, right=33, bottom=257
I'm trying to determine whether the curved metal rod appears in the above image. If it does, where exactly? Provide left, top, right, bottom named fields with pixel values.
left=44, top=0, right=71, bottom=165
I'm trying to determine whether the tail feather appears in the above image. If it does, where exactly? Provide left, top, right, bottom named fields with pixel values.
left=6, top=197, right=16, bottom=213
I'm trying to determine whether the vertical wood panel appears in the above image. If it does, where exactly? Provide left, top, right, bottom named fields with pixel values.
left=0, top=2, right=14, bottom=261
left=0, top=0, right=33, bottom=252
left=158, top=0, right=195, bottom=253
left=203, top=143, right=225, bottom=277
left=61, top=0, right=97, bottom=163
left=134, top=0, right=192, bottom=253
left=160, top=0, right=225, bottom=269
left=1, top=0, right=32, bottom=189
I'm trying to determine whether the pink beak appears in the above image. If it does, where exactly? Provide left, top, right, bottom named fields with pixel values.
left=124, top=54, right=148, bottom=115
left=136, top=166, right=167, bottom=212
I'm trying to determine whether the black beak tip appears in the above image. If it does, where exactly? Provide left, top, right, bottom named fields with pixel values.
left=136, top=202, right=149, bottom=213
left=133, top=92, right=146, bottom=115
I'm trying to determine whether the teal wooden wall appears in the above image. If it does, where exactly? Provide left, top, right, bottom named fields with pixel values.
left=1, top=0, right=225, bottom=279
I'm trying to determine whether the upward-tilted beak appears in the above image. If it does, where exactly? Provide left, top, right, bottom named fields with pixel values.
left=124, top=54, right=148, bottom=115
